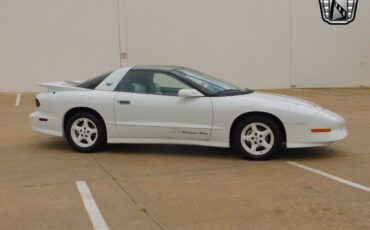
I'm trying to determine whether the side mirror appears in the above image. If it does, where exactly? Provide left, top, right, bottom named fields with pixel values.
left=178, top=88, right=204, bottom=97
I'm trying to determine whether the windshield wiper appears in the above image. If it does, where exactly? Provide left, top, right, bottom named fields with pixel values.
left=241, top=88, right=254, bottom=94
left=214, top=88, right=253, bottom=96
left=214, top=89, right=241, bottom=96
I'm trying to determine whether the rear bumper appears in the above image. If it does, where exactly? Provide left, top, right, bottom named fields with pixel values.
left=29, top=111, right=64, bottom=137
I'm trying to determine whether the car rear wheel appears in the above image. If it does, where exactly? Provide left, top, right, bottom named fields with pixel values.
left=65, top=112, right=106, bottom=152
left=233, top=116, right=282, bottom=160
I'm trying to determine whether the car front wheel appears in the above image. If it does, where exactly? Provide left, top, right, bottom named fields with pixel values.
left=233, top=116, right=283, bottom=160
left=65, top=112, right=106, bottom=153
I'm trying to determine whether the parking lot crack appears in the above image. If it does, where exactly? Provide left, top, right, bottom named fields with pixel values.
left=91, top=155, right=164, bottom=230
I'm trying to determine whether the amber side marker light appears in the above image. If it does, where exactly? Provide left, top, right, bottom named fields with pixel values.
left=311, top=128, right=332, bottom=133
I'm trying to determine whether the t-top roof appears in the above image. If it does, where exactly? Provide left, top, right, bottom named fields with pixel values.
left=131, top=65, right=185, bottom=72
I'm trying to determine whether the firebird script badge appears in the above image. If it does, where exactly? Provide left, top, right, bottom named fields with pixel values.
left=319, top=0, right=359, bottom=25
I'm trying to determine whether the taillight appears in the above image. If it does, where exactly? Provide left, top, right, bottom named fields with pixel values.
left=35, top=98, right=40, bottom=107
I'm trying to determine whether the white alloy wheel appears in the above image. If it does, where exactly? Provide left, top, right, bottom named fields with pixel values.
left=240, top=122, right=274, bottom=156
left=70, top=118, right=98, bottom=148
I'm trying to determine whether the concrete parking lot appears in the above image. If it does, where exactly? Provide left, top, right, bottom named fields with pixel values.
left=0, top=88, right=369, bottom=230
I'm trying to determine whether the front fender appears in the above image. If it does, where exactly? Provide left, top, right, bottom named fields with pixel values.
left=210, top=92, right=323, bottom=144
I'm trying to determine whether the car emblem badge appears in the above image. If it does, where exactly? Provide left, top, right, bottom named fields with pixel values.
left=319, top=0, right=359, bottom=25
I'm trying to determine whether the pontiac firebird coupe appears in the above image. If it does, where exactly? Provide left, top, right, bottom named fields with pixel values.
left=30, top=66, right=348, bottom=160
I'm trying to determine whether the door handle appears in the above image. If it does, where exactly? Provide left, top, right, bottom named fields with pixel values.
left=117, top=100, right=130, bottom=105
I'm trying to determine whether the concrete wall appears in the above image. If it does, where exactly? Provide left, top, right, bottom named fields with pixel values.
left=0, top=0, right=369, bottom=92
left=293, top=0, right=370, bottom=88
left=123, top=0, right=291, bottom=89
left=0, top=0, right=121, bottom=92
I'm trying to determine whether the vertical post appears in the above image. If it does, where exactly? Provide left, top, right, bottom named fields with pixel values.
left=117, top=0, right=129, bottom=67
left=290, top=0, right=296, bottom=88
left=117, top=0, right=122, bottom=67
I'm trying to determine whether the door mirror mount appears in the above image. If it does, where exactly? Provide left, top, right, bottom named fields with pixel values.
left=178, top=88, right=204, bottom=97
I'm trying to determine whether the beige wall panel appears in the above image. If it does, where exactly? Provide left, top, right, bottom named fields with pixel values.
left=293, top=0, right=370, bottom=87
left=124, top=0, right=291, bottom=89
left=1, top=0, right=369, bottom=91
left=0, top=0, right=121, bottom=92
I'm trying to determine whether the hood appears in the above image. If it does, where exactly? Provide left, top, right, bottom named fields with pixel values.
left=226, top=91, right=324, bottom=124
left=250, top=92, right=323, bottom=110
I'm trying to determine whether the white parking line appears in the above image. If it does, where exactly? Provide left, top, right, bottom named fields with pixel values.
left=75, top=181, right=109, bottom=230
left=15, top=93, right=21, bottom=106
left=286, top=161, right=370, bottom=193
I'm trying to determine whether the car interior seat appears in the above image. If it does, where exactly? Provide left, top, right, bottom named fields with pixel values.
left=131, top=83, right=147, bottom=93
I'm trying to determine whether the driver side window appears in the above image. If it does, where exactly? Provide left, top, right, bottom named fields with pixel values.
left=152, top=73, right=190, bottom=96
left=116, top=70, right=190, bottom=96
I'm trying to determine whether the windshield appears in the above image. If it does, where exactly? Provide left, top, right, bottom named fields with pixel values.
left=175, top=68, right=246, bottom=95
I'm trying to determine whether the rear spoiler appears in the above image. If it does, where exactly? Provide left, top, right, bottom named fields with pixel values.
left=39, top=81, right=89, bottom=92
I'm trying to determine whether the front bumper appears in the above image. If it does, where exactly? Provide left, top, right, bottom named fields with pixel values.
left=29, top=111, right=64, bottom=137
left=285, top=109, right=348, bottom=148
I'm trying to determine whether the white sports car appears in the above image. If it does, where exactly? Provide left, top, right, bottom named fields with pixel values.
left=30, top=66, right=348, bottom=160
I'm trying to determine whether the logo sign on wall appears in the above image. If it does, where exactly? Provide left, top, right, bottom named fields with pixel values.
left=319, top=0, right=359, bottom=25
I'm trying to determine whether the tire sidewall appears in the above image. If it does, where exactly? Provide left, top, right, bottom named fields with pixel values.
left=233, top=116, right=282, bottom=160
left=65, top=112, right=106, bottom=153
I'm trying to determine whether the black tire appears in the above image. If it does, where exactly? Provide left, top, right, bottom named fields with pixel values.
left=65, top=112, right=106, bottom=153
left=232, top=115, right=283, bottom=160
